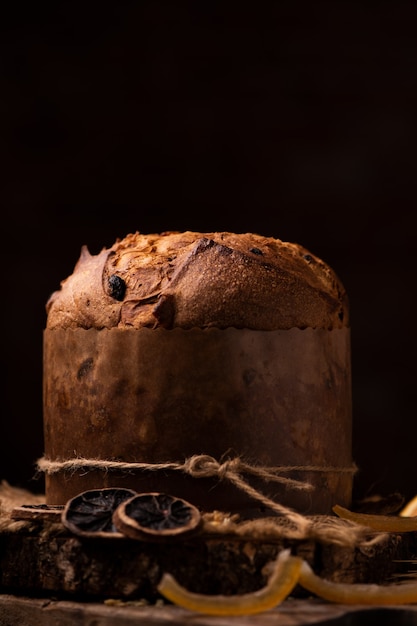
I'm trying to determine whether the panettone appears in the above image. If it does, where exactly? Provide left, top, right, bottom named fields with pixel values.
left=41, top=231, right=353, bottom=515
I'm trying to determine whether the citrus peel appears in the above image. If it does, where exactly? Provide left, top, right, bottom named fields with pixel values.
left=400, top=495, right=417, bottom=517
left=333, top=504, right=417, bottom=532
left=299, top=560, right=417, bottom=605
left=157, top=548, right=303, bottom=615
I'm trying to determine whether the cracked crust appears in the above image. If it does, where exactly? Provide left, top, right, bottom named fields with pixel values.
left=45, top=230, right=349, bottom=331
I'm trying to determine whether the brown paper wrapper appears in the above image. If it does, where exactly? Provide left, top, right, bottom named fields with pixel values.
left=43, top=327, right=353, bottom=514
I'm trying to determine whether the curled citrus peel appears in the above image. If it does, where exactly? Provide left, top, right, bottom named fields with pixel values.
left=158, top=547, right=417, bottom=614
left=400, top=495, right=417, bottom=517
left=299, top=560, right=417, bottom=605
left=157, top=548, right=302, bottom=616
left=333, top=504, right=417, bottom=532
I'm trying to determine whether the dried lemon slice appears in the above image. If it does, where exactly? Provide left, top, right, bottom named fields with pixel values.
left=333, top=504, right=417, bottom=532
left=299, top=560, right=417, bottom=605
left=157, top=548, right=302, bottom=616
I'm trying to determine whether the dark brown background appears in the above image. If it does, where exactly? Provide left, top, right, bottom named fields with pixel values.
left=2, top=2, right=416, bottom=506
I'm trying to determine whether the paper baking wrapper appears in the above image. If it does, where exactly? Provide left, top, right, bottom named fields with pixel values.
left=43, top=327, right=353, bottom=514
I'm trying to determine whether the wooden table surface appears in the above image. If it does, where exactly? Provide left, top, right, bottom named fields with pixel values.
left=1, top=595, right=417, bottom=626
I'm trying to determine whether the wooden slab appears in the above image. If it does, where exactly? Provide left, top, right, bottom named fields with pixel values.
left=1, top=483, right=417, bottom=622
left=0, top=510, right=416, bottom=601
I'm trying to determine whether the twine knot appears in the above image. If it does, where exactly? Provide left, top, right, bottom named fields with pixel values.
left=184, top=455, right=239, bottom=479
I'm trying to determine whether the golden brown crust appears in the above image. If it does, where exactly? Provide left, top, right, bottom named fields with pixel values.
left=45, top=231, right=349, bottom=331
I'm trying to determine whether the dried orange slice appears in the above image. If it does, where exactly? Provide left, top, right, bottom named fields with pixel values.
left=62, top=487, right=137, bottom=538
left=113, top=492, right=202, bottom=541
left=299, top=560, right=417, bottom=605
left=333, top=504, right=417, bottom=532
left=157, top=549, right=302, bottom=616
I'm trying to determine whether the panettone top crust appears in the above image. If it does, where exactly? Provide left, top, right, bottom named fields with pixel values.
left=45, top=230, right=349, bottom=331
